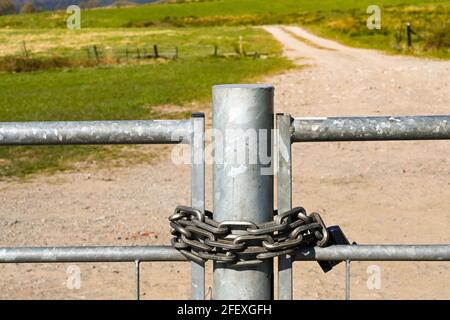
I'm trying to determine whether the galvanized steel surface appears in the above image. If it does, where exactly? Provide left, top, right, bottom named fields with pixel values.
left=190, top=113, right=206, bottom=300
left=1, top=245, right=449, bottom=263
left=2, top=86, right=450, bottom=300
left=295, top=245, right=450, bottom=261
left=212, top=84, right=274, bottom=300
left=293, top=116, right=450, bottom=142
left=277, top=113, right=294, bottom=300
left=0, top=246, right=186, bottom=263
left=0, top=120, right=192, bottom=145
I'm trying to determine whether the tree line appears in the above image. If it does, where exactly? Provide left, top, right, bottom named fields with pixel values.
left=0, top=0, right=157, bottom=15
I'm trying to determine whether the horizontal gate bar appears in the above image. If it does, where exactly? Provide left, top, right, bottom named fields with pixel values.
left=295, top=245, right=450, bottom=261
left=292, top=116, right=450, bottom=142
left=0, top=120, right=191, bottom=145
left=1, top=245, right=450, bottom=263
left=0, top=246, right=187, bottom=263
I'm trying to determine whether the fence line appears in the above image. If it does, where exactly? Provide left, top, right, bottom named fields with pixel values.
left=0, top=246, right=186, bottom=263
left=7, top=42, right=267, bottom=63
left=0, top=120, right=191, bottom=145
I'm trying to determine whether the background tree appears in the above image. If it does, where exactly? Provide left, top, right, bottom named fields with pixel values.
left=20, top=1, right=37, bottom=14
left=0, top=0, right=16, bottom=15
left=80, top=0, right=101, bottom=9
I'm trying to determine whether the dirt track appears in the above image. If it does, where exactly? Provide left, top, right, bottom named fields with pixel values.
left=1, top=26, right=449, bottom=299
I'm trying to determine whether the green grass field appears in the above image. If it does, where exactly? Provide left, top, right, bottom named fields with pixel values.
left=0, top=26, right=292, bottom=177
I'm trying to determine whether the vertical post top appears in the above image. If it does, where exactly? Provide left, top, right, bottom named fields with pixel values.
left=213, top=84, right=274, bottom=91
left=213, top=84, right=274, bottom=128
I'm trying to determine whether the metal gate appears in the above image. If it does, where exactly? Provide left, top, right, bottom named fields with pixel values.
left=1, top=84, right=449, bottom=300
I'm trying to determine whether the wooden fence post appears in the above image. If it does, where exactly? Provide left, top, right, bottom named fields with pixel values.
left=93, top=45, right=99, bottom=63
left=21, top=41, right=29, bottom=58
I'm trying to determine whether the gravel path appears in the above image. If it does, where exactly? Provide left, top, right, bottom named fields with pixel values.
left=0, top=25, right=449, bottom=299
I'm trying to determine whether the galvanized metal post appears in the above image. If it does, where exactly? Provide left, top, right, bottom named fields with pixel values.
left=135, top=260, right=140, bottom=300
left=345, top=260, right=351, bottom=300
left=191, top=113, right=205, bottom=300
left=277, top=113, right=293, bottom=300
left=212, top=84, right=274, bottom=300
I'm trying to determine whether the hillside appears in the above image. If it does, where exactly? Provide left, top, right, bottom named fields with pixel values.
left=7, top=0, right=157, bottom=12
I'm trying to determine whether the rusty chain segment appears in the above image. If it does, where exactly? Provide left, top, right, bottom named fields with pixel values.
left=169, top=205, right=329, bottom=267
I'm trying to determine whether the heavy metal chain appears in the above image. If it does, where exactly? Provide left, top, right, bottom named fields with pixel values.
left=169, top=205, right=329, bottom=267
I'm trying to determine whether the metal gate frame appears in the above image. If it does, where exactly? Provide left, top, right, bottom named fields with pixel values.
left=0, top=86, right=450, bottom=300
left=277, top=114, right=450, bottom=300
left=0, top=115, right=206, bottom=300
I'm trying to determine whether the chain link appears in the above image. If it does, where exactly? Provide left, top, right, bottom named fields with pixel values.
left=169, top=205, right=329, bottom=267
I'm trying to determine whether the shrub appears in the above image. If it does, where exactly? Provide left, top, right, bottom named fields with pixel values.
left=425, top=23, right=450, bottom=50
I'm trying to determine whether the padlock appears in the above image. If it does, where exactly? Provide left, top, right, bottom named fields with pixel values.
left=318, top=225, right=352, bottom=273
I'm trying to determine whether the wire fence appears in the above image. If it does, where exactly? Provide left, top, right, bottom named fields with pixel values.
left=0, top=41, right=270, bottom=73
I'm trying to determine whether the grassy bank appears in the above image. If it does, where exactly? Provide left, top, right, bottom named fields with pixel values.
left=0, top=0, right=442, bottom=29
left=0, top=0, right=448, bottom=177
left=300, top=4, right=450, bottom=59
left=0, top=26, right=293, bottom=177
